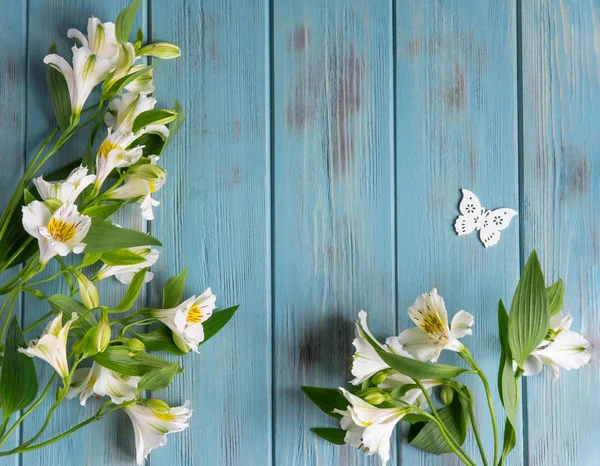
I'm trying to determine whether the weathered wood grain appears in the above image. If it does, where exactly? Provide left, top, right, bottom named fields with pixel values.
left=521, top=1, right=600, bottom=465
left=148, top=1, right=271, bottom=466
left=395, top=1, right=522, bottom=465
left=18, top=2, right=146, bottom=466
left=272, top=1, right=394, bottom=465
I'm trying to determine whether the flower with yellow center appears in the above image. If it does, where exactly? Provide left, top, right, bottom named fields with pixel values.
left=96, top=245, right=160, bottom=284
left=151, top=289, right=217, bottom=353
left=22, top=201, right=91, bottom=264
left=124, top=400, right=192, bottom=465
left=396, top=288, right=474, bottom=362
left=67, top=362, right=139, bottom=406
left=33, top=165, right=96, bottom=204
left=19, top=312, right=78, bottom=379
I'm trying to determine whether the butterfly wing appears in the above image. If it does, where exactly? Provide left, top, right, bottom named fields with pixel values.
left=478, top=209, right=518, bottom=247
left=454, top=189, right=483, bottom=236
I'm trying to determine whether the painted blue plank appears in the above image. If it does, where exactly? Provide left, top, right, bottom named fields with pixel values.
left=273, top=1, right=394, bottom=465
left=395, top=1, right=521, bottom=465
left=0, top=0, right=27, bottom=464
left=19, top=2, right=147, bottom=466
left=521, top=1, right=600, bottom=465
left=148, top=1, right=271, bottom=466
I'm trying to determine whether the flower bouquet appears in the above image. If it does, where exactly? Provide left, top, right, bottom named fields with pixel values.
left=303, top=250, right=591, bottom=465
left=0, top=1, right=237, bottom=463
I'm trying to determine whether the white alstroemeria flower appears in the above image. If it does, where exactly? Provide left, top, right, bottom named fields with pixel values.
left=94, top=129, right=144, bottom=188
left=151, top=289, right=217, bottom=353
left=520, top=313, right=591, bottom=380
left=18, top=312, right=77, bottom=378
left=67, top=362, right=139, bottom=406
left=67, top=17, right=119, bottom=63
left=105, top=93, right=164, bottom=135
left=396, top=288, right=474, bottom=363
left=350, top=311, right=391, bottom=385
left=104, top=43, right=136, bottom=89
left=334, top=388, right=410, bottom=466
left=96, top=246, right=160, bottom=284
left=44, top=46, right=111, bottom=115
left=33, top=166, right=96, bottom=204
left=124, top=65, right=155, bottom=94
left=22, top=201, right=91, bottom=263
left=106, top=164, right=167, bottom=220
left=125, top=401, right=192, bottom=465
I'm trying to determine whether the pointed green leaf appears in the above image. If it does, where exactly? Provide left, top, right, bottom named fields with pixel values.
left=132, top=109, right=178, bottom=134
left=498, top=300, right=518, bottom=427
left=47, top=294, right=97, bottom=339
left=134, top=326, right=186, bottom=356
left=508, top=250, right=549, bottom=368
left=82, top=202, right=125, bottom=220
left=200, top=305, right=239, bottom=345
left=115, top=0, right=141, bottom=44
left=163, top=268, right=188, bottom=308
left=0, top=318, right=38, bottom=420
left=159, top=100, right=185, bottom=156
left=135, top=362, right=180, bottom=393
left=46, top=41, right=72, bottom=130
left=101, top=249, right=147, bottom=266
left=547, top=279, right=564, bottom=317
left=310, top=428, right=346, bottom=445
left=301, top=386, right=348, bottom=419
left=93, top=345, right=180, bottom=377
left=105, top=268, right=147, bottom=313
left=84, top=217, right=161, bottom=253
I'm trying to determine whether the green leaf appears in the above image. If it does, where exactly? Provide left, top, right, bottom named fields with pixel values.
left=301, top=386, right=348, bottom=419
left=310, top=428, right=346, bottom=446
left=547, top=279, right=564, bottom=317
left=80, top=252, right=103, bottom=267
left=135, top=362, right=180, bottom=393
left=129, top=133, right=165, bottom=157
left=46, top=41, right=72, bottom=130
left=359, top=325, right=467, bottom=379
left=200, top=306, right=239, bottom=345
left=105, top=268, right=147, bottom=313
left=159, top=100, right=185, bottom=156
left=408, top=396, right=468, bottom=455
left=163, top=268, right=188, bottom=308
left=101, top=249, right=147, bottom=266
left=508, top=250, right=550, bottom=368
left=135, top=28, right=144, bottom=44
left=132, top=109, right=178, bottom=134
left=134, top=326, right=186, bottom=356
left=0, top=318, right=38, bottom=421
left=23, top=188, right=36, bottom=205
left=499, top=419, right=517, bottom=464
left=47, top=294, right=97, bottom=339
left=82, top=202, right=124, bottom=220
left=93, top=346, right=180, bottom=377
left=498, top=300, right=517, bottom=427
left=115, top=0, right=141, bottom=44
left=84, top=217, right=161, bottom=253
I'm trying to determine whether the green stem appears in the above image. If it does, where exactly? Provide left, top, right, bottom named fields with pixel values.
left=414, top=379, right=476, bottom=466
left=460, top=349, right=499, bottom=466
left=465, top=393, right=488, bottom=466
left=0, top=374, right=57, bottom=448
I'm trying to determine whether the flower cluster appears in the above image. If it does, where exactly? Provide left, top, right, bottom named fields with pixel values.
left=304, top=252, right=591, bottom=466
left=0, top=2, right=237, bottom=464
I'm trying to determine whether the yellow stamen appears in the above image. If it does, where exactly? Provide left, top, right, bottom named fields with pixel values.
left=47, top=218, right=77, bottom=242
left=98, top=139, right=119, bottom=159
left=154, top=412, right=176, bottom=422
left=418, top=312, right=448, bottom=342
left=186, top=304, right=206, bottom=324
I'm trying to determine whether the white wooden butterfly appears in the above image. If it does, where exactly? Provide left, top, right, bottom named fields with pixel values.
left=454, top=189, right=517, bottom=248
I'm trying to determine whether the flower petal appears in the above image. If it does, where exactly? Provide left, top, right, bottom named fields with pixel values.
left=396, top=327, right=443, bottom=362
left=450, top=310, right=475, bottom=339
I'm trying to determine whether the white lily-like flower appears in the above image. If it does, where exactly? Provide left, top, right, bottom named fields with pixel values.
left=94, top=129, right=144, bottom=189
left=396, top=288, right=474, bottom=362
left=33, top=165, right=96, bottom=204
left=106, top=164, right=167, bottom=220
left=520, top=313, right=591, bottom=380
left=125, top=401, right=192, bottom=465
left=67, top=362, right=139, bottom=406
left=18, top=312, right=77, bottom=378
left=44, top=45, right=111, bottom=115
left=334, top=388, right=410, bottom=466
left=96, top=246, right=160, bottom=284
left=151, top=289, right=217, bottom=353
left=22, top=201, right=91, bottom=264
left=67, top=17, right=119, bottom=64
left=105, top=92, right=164, bottom=135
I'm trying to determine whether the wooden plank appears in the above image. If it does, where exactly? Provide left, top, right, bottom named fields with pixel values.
left=521, top=1, right=600, bottom=465
left=19, top=2, right=146, bottom=465
left=272, top=1, right=394, bottom=464
left=0, top=0, right=27, bottom=464
left=147, top=1, right=271, bottom=465
left=395, top=1, right=521, bottom=464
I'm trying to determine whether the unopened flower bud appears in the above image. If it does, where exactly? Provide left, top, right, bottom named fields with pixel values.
left=74, top=271, right=100, bottom=309
left=440, top=385, right=455, bottom=406
left=370, top=369, right=391, bottom=386
left=94, top=317, right=111, bottom=353
left=361, top=388, right=392, bottom=406
left=146, top=399, right=171, bottom=414
left=123, top=338, right=145, bottom=352
left=138, top=42, right=181, bottom=59
left=71, top=339, right=83, bottom=354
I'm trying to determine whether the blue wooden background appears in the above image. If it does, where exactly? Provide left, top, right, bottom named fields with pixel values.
left=0, top=0, right=598, bottom=465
